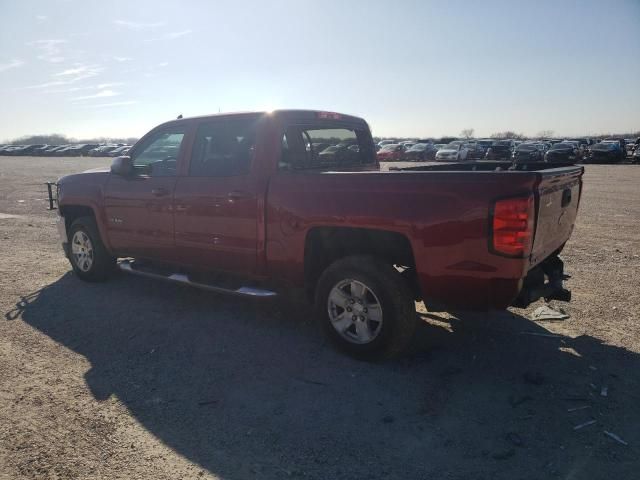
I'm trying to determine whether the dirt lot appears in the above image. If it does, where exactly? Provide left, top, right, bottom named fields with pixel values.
left=1, top=157, right=639, bottom=479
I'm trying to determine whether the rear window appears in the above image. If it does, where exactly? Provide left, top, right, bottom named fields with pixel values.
left=280, top=125, right=375, bottom=171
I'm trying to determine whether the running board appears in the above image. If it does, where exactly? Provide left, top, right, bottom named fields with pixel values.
left=118, top=260, right=277, bottom=298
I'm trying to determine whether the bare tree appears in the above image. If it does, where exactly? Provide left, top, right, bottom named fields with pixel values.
left=537, top=130, right=554, bottom=139
left=490, top=131, right=526, bottom=140
left=460, top=128, right=474, bottom=139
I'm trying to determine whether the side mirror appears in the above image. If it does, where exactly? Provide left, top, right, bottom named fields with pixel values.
left=110, top=156, right=133, bottom=176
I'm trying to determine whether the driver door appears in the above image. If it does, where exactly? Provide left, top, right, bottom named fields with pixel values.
left=104, top=127, right=187, bottom=259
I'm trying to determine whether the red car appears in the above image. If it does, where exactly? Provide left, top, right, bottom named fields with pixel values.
left=376, top=143, right=405, bottom=161
left=53, top=110, right=583, bottom=358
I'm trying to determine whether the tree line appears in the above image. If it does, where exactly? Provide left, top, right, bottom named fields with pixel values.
left=2, top=134, right=139, bottom=145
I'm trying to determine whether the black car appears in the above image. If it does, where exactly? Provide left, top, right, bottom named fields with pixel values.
left=485, top=140, right=513, bottom=160
left=42, top=145, right=67, bottom=156
left=544, top=142, right=578, bottom=163
left=603, top=139, right=627, bottom=158
left=8, top=144, right=47, bottom=156
left=403, top=142, right=437, bottom=161
left=57, top=144, right=100, bottom=156
left=587, top=141, right=625, bottom=164
left=513, top=143, right=545, bottom=163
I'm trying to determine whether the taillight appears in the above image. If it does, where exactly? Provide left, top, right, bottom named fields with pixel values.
left=491, top=196, right=535, bottom=257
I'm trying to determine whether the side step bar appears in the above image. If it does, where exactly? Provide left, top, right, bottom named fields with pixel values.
left=118, top=260, right=277, bottom=298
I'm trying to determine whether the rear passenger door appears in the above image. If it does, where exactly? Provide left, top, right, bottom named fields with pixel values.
left=173, top=118, right=259, bottom=274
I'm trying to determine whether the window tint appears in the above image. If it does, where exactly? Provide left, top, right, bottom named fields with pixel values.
left=280, top=126, right=375, bottom=171
left=190, top=120, right=256, bottom=176
left=132, top=131, right=184, bottom=176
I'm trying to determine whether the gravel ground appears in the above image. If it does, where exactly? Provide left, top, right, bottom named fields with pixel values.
left=0, top=157, right=638, bottom=479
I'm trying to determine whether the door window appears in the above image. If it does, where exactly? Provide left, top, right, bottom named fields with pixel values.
left=131, top=131, right=185, bottom=176
left=189, top=120, right=257, bottom=177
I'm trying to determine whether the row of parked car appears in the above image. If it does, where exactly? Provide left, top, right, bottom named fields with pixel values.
left=0, top=143, right=131, bottom=157
left=375, top=137, right=640, bottom=164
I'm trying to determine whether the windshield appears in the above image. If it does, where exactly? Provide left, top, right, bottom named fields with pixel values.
left=594, top=142, right=617, bottom=150
left=491, top=141, right=511, bottom=147
left=380, top=144, right=398, bottom=151
left=408, top=144, right=427, bottom=151
left=552, top=143, right=575, bottom=149
left=444, top=144, right=460, bottom=151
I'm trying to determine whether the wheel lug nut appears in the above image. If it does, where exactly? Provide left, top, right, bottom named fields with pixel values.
left=346, top=307, right=352, bottom=312
left=359, top=316, right=365, bottom=321
left=363, top=308, right=368, bottom=313
left=352, top=315, right=357, bottom=321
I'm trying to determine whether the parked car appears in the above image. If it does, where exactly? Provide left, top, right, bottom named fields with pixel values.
left=54, top=144, right=99, bottom=156
left=485, top=140, right=513, bottom=160
left=632, top=146, right=640, bottom=164
left=52, top=109, right=583, bottom=358
left=464, top=142, right=485, bottom=160
left=586, top=141, right=625, bottom=164
left=475, top=139, right=493, bottom=156
left=109, top=146, right=132, bottom=157
left=89, top=145, right=119, bottom=156
left=6, top=144, right=47, bottom=156
left=513, top=143, right=545, bottom=163
left=377, top=139, right=397, bottom=149
left=376, top=143, right=405, bottom=161
left=403, top=142, right=437, bottom=161
left=318, top=145, right=357, bottom=164
left=42, top=145, right=68, bottom=156
left=603, top=139, right=627, bottom=158
left=545, top=142, right=579, bottom=163
left=435, top=143, right=469, bottom=161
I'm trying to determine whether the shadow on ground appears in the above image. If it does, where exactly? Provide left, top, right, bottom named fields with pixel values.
left=6, top=273, right=639, bottom=479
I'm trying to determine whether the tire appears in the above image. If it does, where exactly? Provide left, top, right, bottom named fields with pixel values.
left=314, top=255, right=417, bottom=360
left=67, top=216, right=116, bottom=282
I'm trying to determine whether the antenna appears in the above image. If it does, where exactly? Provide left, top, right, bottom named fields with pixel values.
left=177, top=114, right=183, bottom=119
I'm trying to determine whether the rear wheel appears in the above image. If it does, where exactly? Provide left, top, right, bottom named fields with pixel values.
left=68, top=216, right=116, bottom=282
left=315, top=255, right=417, bottom=360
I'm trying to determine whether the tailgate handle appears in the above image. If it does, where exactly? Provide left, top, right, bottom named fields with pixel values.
left=561, top=188, right=572, bottom=207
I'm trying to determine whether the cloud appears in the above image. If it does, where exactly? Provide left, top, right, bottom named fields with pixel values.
left=145, top=29, right=193, bottom=42
left=54, top=66, right=91, bottom=76
left=76, top=100, right=139, bottom=108
left=157, top=62, right=169, bottom=67
left=113, top=56, right=132, bottom=62
left=0, top=59, right=25, bottom=72
left=27, top=65, right=104, bottom=89
left=36, top=15, right=48, bottom=23
left=72, top=89, right=120, bottom=101
left=166, top=29, right=192, bottom=39
left=28, top=39, right=67, bottom=63
left=46, top=82, right=124, bottom=94
left=114, top=20, right=165, bottom=31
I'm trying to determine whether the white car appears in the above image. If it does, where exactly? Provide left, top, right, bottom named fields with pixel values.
left=435, top=143, right=469, bottom=161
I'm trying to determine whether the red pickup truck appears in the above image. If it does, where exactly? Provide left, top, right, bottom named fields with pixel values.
left=54, top=110, right=583, bottom=358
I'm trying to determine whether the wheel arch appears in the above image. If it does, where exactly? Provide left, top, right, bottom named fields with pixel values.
left=303, top=226, right=420, bottom=300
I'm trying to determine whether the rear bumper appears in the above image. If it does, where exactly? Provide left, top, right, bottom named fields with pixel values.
left=419, top=254, right=570, bottom=311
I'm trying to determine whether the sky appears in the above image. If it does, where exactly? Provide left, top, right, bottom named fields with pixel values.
left=0, top=0, right=639, bottom=141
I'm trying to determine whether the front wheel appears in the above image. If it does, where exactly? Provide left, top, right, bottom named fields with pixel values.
left=315, top=256, right=417, bottom=360
left=68, top=216, right=116, bottom=282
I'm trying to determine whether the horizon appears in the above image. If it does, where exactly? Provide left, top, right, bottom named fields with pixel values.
left=1, top=0, right=638, bottom=140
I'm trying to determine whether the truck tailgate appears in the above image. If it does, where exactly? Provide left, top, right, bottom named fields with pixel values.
left=530, top=166, right=583, bottom=266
